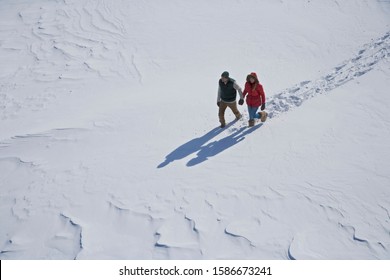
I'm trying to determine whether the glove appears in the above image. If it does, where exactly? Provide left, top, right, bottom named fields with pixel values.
left=238, top=99, right=244, bottom=105
left=217, top=101, right=221, bottom=107
left=261, top=103, right=265, bottom=111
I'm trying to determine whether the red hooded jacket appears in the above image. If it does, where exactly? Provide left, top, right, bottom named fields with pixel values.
left=243, top=72, right=266, bottom=107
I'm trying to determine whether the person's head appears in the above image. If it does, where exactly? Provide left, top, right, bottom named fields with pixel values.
left=246, top=72, right=259, bottom=84
left=221, top=71, right=229, bottom=83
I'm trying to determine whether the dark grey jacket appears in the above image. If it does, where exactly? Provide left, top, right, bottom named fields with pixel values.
left=217, top=78, right=243, bottom=103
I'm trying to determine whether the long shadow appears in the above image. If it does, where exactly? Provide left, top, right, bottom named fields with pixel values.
left=186, top=124, right=262, bottom=167
left=157, top=120, right=237, bottom=168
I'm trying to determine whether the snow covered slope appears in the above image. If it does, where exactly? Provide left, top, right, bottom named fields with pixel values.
left=0, top=0, right=389, bottom=259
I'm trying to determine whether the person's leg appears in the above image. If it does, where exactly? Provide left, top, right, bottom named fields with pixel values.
left=248, top=106, right=259, bottom=126
left=258, top=110, right=268, bottom=122
left=248, top=106, right=257, bottom=119
left=218, top=102, right=228, bottom=127
left=227, top=102, right=242, bottom=120
left=253, top=106, right=260, bottom=119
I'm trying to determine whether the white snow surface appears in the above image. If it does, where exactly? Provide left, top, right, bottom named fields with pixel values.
left=1, top=0, right=390, bottom=260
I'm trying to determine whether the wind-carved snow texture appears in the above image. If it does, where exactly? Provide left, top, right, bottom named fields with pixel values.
left=0, top=129, right=90, bottom=260
left=56, top=214, right=83, bottom=260
left=0, top=1, right=147, bottom=123
left=2, top=1, right=140, bottom=83
left=267, top=32, right=390, bottom=119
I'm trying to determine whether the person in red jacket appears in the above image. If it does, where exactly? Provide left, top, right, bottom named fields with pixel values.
left=242, top=72, right=268, bottom=127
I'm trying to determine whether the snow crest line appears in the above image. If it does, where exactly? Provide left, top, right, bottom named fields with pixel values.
left=267, top=32, right=390, bottom=119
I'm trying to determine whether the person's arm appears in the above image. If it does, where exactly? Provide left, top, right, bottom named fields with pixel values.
left=259, top=84, right=265, bottom=104
left=217, top=85, right=222, bottom=104
left=242, top=83, right=248, bottom=98
left=233, top=82, right=243, bottom=99
left=259, top=84, right=266, bottom=110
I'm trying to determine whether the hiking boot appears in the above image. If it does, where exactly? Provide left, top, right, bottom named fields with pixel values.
left=220, top=123, right=226, bottom=128
left=235, top=114, right=242, bottom=121
left=248, top=119, right=255, bottom=127
left=260, top=111, right=268, bottom=122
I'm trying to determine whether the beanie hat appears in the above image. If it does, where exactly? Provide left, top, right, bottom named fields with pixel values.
left=221, top=71, right=229, bottom=78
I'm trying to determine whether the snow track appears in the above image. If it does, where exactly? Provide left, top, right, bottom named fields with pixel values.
left=268, top=32, right=390, bottom=119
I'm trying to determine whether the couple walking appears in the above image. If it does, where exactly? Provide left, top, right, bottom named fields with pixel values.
left=217, top=71, right=268, bottom=128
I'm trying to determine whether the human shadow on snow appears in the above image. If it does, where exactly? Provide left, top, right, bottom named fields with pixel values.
left=186, top=125, right=261, bottom=166
left=157, top=121, right=262, bottom=168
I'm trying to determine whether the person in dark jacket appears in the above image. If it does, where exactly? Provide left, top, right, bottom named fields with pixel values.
left=217, top=71, right=244, bottom=128
left=242, top=72, right=268, bottom=127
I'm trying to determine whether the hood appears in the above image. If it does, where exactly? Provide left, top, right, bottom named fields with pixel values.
left=249, top=72, right=258, bottom=79
left=247, top=72, right=259, bottom=84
